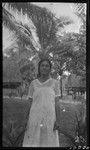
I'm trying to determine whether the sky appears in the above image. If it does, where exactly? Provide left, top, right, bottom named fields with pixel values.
left=32, top=2, right=82, bottom=33
left=3, top=2, right=85, bottom=52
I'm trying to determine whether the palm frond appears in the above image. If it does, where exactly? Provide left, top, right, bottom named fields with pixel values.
left=3, top=3, right=74, bottom=60
left=27, top=5, right=58, bottom=50
left=57, top=16, right=74, bottom=27
left=6, top=3, right=57, bottom=51
left=3, top=7, right=39, bottom=54
left=74, top=3, right=86, bottom=14
left=72, top=3, right=86, bottom=23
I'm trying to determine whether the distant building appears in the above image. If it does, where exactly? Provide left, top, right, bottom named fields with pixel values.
left=65, top=74, right=86, bottom=97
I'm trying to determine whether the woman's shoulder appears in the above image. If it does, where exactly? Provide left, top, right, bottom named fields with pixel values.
left=51, top=78, right=58, bottom=82
left=29, top=79, right=37, bottom=88
left=50, top=78, right=59, bottom=86
left=30, top=79, right=37, bottom=85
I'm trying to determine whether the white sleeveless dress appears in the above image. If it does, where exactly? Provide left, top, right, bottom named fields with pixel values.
left=23, top=78, right=60, bottom=147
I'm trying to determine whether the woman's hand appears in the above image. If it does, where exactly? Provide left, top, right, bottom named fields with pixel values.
left=53, top=121, right=59, bottom=131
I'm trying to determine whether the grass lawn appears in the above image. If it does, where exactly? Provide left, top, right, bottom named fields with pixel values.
left=56, top=100, right=86, bottom=147
left=3, top=98, right=31, bottom=147
left=3, top=97, right=86, bottom=147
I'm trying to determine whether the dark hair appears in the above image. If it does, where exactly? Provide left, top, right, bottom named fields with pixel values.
left=37, top=59, right=52, bottom=77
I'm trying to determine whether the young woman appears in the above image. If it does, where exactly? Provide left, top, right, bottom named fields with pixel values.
left=22, top=59, right=61, bottom=147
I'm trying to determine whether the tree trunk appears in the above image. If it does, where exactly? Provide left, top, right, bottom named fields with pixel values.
left=60, top=76, right=63, bottom=98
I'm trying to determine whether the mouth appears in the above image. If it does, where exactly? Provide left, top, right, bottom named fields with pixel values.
left=42, top=70, right=48, bottom=73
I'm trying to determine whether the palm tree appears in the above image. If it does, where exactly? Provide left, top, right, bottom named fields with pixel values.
left=3, top=3, right=75, bottom=98
left=3, top=4, right=38, bottom=56
left=3, top=3, right=73, bottom=61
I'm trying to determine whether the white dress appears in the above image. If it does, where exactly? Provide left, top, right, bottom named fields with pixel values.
left=23, top=78, right=60, bottom=147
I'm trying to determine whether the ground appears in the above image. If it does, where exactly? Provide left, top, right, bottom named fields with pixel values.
left=3, top=95, right=86, bottom=147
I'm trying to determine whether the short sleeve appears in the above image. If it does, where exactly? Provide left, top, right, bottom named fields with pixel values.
left=54, top=80, right=61, bottom=97
left=27, top=81, right=34, bottom=99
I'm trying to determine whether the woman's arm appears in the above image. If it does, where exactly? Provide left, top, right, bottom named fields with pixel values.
left=53, top=80, right=61, bottom=131
left=27, top=81, right=34, bottom=102
left=55, top=96, right=60, bottom=103
left=28, top=97, right=33, bottom=106
left=28, top=97, right=33, bottom=101
left=53, top=96, right=61, bottom=131
left=55, top=96, right=60, bottom=119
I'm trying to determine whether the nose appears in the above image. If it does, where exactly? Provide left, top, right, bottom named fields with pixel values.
left=43, top=66, right=47, bottom=69
left=42, top=65, right=47, bottom=69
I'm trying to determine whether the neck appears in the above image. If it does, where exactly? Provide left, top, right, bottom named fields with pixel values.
left=39, top=74, right=50, bottom=80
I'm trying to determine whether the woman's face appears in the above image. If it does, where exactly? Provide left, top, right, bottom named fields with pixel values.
left=39, top=61, right=51, bottom=76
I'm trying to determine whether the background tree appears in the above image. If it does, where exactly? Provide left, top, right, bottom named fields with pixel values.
left=71, top=3, right=86, bottom=77
left=55, top=2, right=86, bottom=77
left=50, top=25, right=86, bottom=97
left=56, top=3, right=86, bottom=98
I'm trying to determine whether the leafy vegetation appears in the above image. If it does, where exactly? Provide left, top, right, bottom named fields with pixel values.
left=3, top=3, right=86, bottom=97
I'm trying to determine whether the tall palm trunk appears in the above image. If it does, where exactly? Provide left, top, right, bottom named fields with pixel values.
left=60, top=75, right=63, bottom=98
left=59, top=68, right=63, bottom=98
